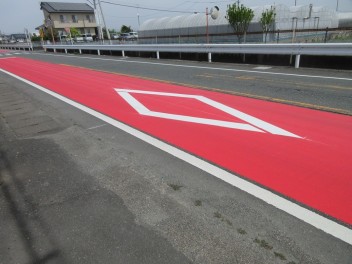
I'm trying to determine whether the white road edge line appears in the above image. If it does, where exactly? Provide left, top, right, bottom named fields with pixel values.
left=31, top=52, right=352, bottom=82
left=1, top=68, right=351, bottom=245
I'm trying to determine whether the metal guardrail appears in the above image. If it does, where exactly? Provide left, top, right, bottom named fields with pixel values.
left=2, top=43, right=352, bottom=68
left=0, top=43, right=34, bottom=51
left=44, top=43, right=352, bottom=68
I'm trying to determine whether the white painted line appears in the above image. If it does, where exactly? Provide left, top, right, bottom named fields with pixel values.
left=87, top=124, right=107, bottom=130
left=31, top=52, right=352, bottom=82
left=0, top=57, right=16, bottom=60
left=116, top=89, right=300, bottom=138
left=254, top=66, right=272, bottom=70
left=0, top=68, right=351, bottom=245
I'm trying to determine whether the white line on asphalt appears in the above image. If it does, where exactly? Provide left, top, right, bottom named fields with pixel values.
left=87, top=124, right=107, bottom=130
left=253, top=66, right=272, bottom=70
left=0, top=57, right=16, bottom=60
left=30, top=52, right=352, bottom=82
left=0, top=68, right=351, bottom=245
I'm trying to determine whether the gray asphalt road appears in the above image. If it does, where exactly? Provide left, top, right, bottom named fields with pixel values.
left=0, top=51, right=351, bottom=264
left=21, top=51, right=352, bottom=115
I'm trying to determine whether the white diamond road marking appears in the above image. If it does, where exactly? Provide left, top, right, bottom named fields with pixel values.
left=115, top=89, right=302, bottom=138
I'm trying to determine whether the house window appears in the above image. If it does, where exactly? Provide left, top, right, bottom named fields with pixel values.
left=60, top=15, right=67, bottom=23
left=72, top=15, right=78, bottom=23
left=86, top=15, right=94, bottom=23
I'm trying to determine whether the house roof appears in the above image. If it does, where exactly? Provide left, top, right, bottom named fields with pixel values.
left=35, top=24, right=45, bottom=30
left=40, top=2, right=94, bottom=13
left=11, top=34, right=27, bottom=39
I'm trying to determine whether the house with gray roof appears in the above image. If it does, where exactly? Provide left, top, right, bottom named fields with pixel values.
left=40, top=2, right=97, bottom=40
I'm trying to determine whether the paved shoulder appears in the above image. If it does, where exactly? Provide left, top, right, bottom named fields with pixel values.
left=0, top=77, right=190, bottom=264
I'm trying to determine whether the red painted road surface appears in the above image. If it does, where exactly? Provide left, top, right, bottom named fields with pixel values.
left=1, top=57, right=351, bottom=225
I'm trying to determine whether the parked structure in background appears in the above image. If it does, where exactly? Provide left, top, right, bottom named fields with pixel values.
left=10, top=34, right=28, bottom=43
left=138, top=4, right=352, bottom=44
left=39, top=2, right=97, bottom=40
left=0, top=34, right=28, bottom=43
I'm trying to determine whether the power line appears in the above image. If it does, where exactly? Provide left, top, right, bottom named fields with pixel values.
left=100, top=1, right=201, bottom=14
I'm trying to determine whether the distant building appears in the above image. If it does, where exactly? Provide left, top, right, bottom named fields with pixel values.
left=0, top=34, right=10, bottom=44
left=40, top=1, right=97, bottom=38
left=10, top=34, right=28, bottom=43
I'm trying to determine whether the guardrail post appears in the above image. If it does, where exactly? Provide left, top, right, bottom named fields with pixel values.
left=54, top=48, right=56, bottom=53
left=79, top=49, right=82, bottom=54
left=122, top=50, right=125, bottom=57
left=65, top=49, right=68, bottom=54
left=98, top=50, right=100, bottom=56
left=156, top=51, right=160, bottom=59
left=208, top=52, right=212, bottom=63
left=295, top=54, right=301, bottom=69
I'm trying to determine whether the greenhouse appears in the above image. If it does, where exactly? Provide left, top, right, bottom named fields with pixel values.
left=138, top=4, right=345, bottom=44
left=338, top=12, right=352, bottom=27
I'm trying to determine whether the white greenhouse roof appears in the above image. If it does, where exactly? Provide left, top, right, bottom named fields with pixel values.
left=140, top=4, right=339, bottom=31
left=140, top=12, right=229, bottom=31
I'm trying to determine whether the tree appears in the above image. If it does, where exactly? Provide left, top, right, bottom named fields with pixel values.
left=44, top=28, right=58, bottom=41
left=31, top=34, right=41, bottom=41
left=120, top=25, right=132, bottom=33
left=109, top=29, right=117, bottom=34
left=226, top=3, right=254, bottom=44
left=260, top=8, right=276, bottom=43
left=101, top=27, right=112, bottom=39
left=70, top=27, right=80, bottom=37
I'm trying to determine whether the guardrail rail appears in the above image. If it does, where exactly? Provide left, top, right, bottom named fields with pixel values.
left=1, top=43, right=351, bottom=68
left=0, top=43, right=34, bottom=51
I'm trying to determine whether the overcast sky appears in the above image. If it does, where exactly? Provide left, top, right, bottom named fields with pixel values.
left=0, top=0, right=351, bottom=34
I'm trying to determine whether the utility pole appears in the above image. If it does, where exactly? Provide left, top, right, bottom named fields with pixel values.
left=206, top=7, right=209, bottom=43
left=336, top=0, right=339, bottom=11
left=137, top=6, right=140, bottom=28
left=92, top=0, right=103, bottom=42
left=97, top=0, right=111, bottom=42
left=24, top=28, right=32, bottom=47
